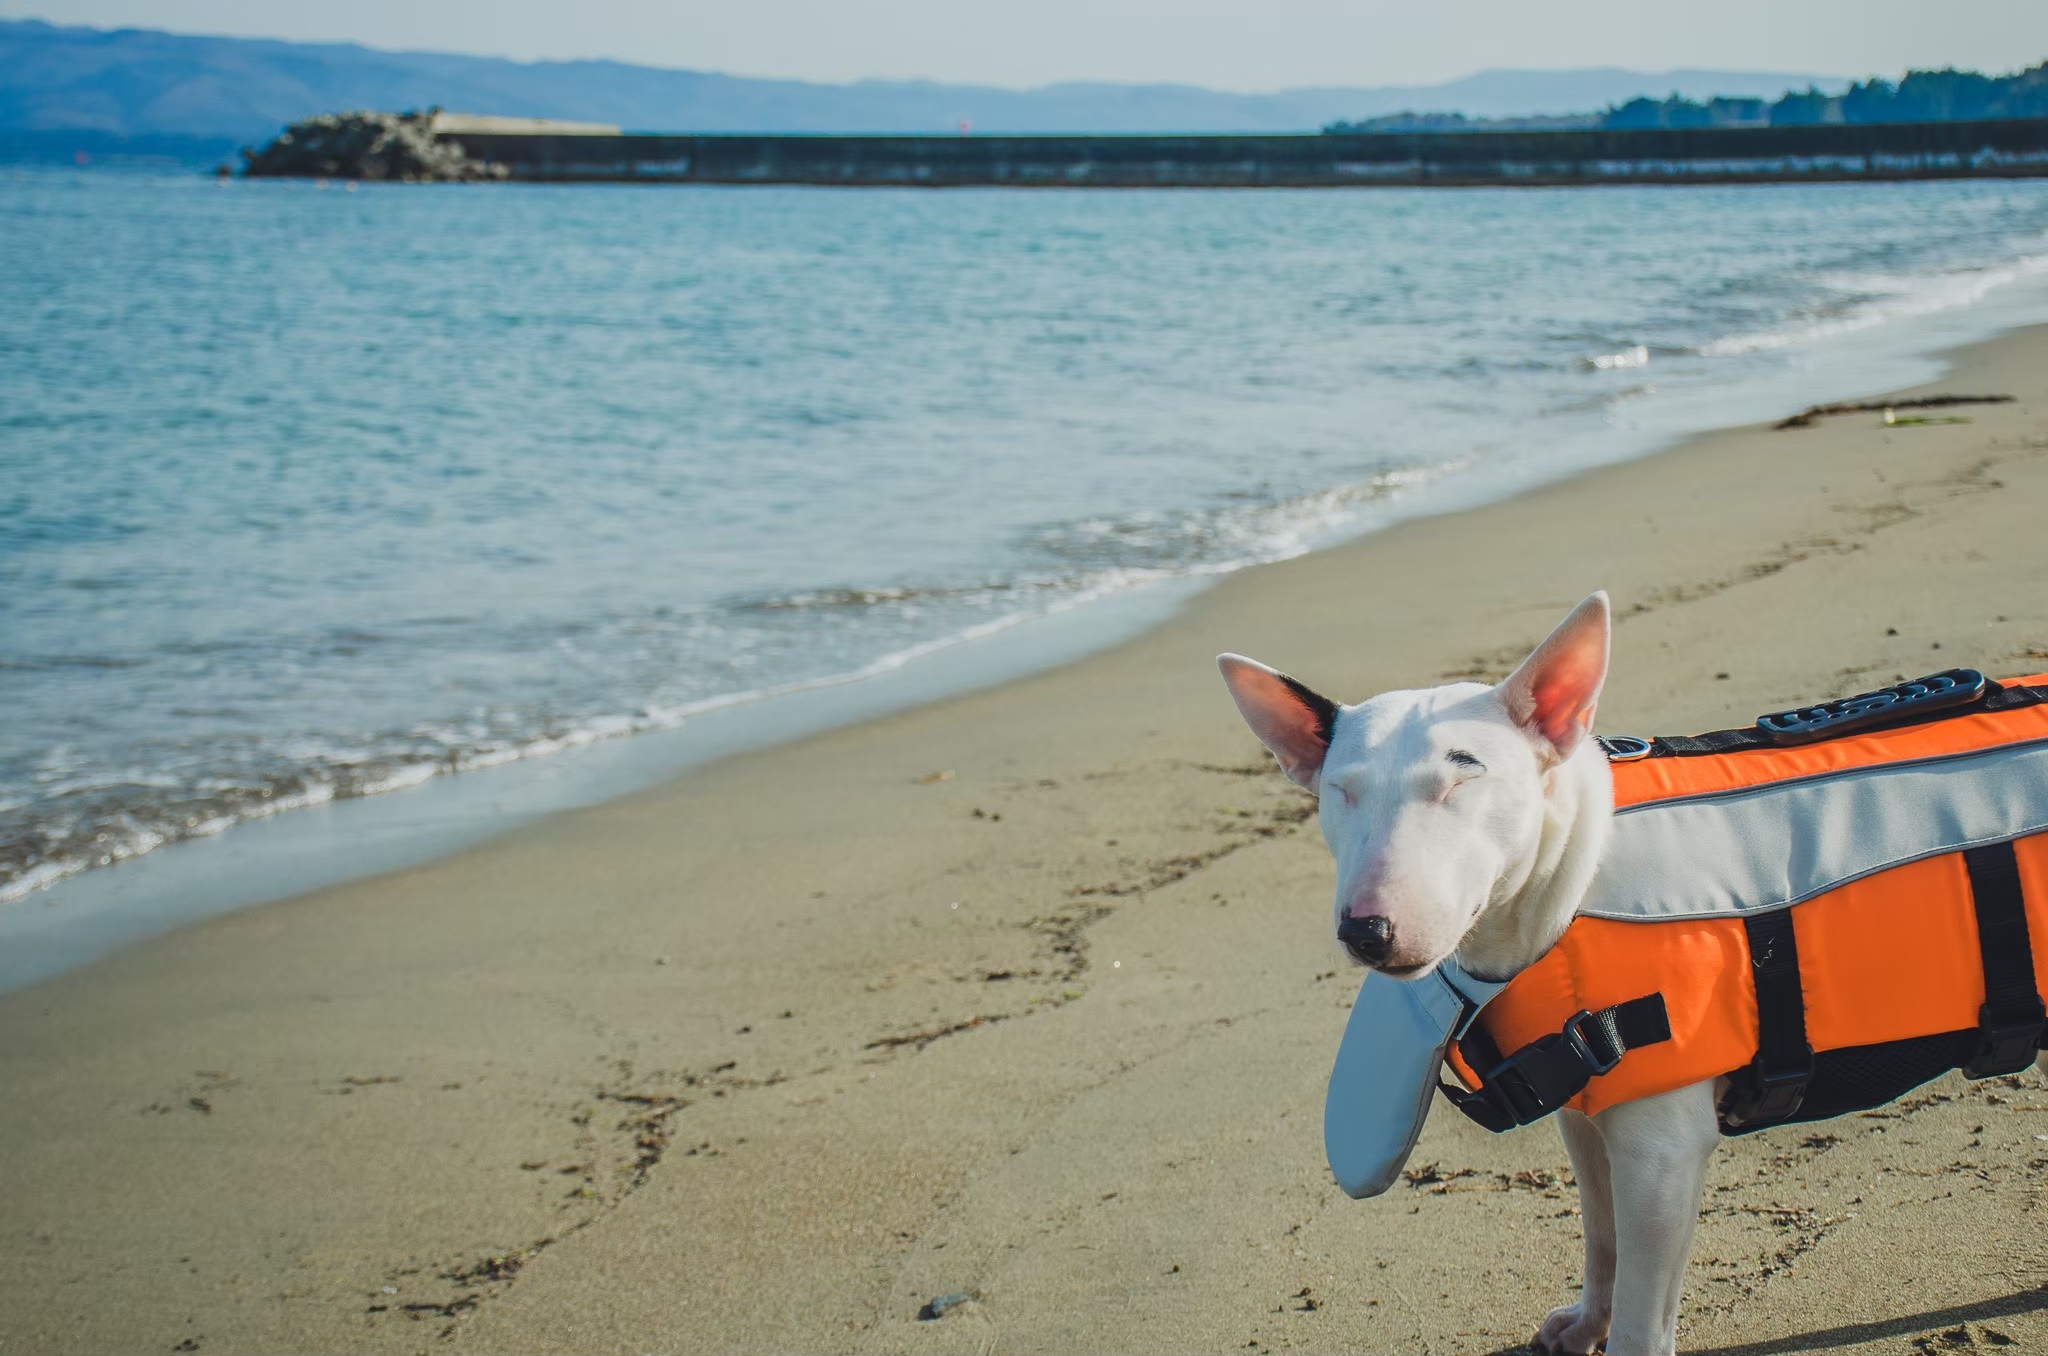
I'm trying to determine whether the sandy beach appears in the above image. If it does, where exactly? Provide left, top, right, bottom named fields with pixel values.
left=4, top=322, right=2048, bottom=1355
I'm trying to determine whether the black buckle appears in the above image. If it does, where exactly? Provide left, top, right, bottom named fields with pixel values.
left=1487, top=1064, right=1552, bottom=1125
left=1479, top=1010, right=1618, bottom=1125
left=1720, top=1058, right=1811, bottom=1129
left=1755, top=668, right=1987, bottom=745
left=1446, top=998, right=1669, bottom=1134
left=1468, top=1043, right=1562, bottom=1126
left=1561, top=1009, right=1623, bottom=1075
left=1439, top=1079, right=1515, bottom=1133
left=1963, top=1003, right=2045, bottom=1078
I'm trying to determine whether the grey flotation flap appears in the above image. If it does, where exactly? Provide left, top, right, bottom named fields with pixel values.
left=1324, top=958, right=1506, bottom=1198
left=1583, top=735, right=2048, bottom=923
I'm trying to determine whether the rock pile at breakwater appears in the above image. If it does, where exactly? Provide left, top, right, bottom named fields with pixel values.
left=242, top=110, right=507, bottom=181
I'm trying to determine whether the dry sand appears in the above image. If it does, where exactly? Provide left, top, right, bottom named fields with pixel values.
left=4, top=327, right=2048, bottom=1356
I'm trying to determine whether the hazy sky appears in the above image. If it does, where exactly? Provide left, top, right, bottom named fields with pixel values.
left=11, top=1, right=2048, bottom=90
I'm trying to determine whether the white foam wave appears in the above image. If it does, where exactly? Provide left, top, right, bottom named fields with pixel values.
left=1698, top=248, right=2048, bottom=358
left=1588, top=345, right=1650, bottom=370
left=1, top=464, right=1450, bottom=906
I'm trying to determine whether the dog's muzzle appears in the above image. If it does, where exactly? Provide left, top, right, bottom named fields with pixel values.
left=1337, top=913, right=1395, bottom=967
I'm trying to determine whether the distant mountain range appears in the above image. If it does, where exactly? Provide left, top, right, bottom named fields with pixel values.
left=0, top=17, right=1849, bottom=159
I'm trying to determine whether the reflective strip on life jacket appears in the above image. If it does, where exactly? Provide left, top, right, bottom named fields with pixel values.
left=1452, top=672, right=2048, bottom=1130
left=1584, top=735, right=2048, bottom=922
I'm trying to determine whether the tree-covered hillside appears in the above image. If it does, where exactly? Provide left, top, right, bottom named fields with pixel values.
left=1599, top=62, right=2048, bottom=130
left=1327, top=61, right=2048, bottom=135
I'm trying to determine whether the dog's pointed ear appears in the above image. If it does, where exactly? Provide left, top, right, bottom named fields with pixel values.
left=1217, top=654, right=1339, bottom=790
left=1498, top=592, right=1611, bottom=762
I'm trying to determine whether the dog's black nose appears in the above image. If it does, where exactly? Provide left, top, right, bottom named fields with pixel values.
left=1338, top=913, right=1395, bottom=966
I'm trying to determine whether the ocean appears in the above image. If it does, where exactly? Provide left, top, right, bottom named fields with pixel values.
left=6, top=166, right=2048, bottom=915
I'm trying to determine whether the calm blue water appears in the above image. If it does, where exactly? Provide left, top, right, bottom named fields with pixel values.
left=5, top=168, right=2048, bottom=902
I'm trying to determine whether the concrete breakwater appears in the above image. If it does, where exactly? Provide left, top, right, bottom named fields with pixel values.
left=248, top=115, right=2048, bottom=186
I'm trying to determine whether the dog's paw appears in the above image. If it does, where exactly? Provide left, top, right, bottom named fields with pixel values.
left=1533, top=1301, right=1609, bottom=1355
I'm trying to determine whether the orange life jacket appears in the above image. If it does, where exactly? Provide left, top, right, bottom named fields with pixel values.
left=1442, top=669, right=2048, bottom=1135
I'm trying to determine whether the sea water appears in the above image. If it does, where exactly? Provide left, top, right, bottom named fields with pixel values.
left=5, top=168, right=2048, bottom=910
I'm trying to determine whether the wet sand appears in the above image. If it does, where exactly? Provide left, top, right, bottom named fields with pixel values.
left=3, top=326, right=2047, bottom=1355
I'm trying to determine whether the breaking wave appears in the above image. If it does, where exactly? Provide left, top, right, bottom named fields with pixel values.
left=0, top=466, right=1434, bottom=904
left=1696, top=245, right=2048, bottom=358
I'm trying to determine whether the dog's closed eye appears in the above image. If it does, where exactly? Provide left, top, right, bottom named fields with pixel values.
left=1445, top=748, right=1486, bottom=773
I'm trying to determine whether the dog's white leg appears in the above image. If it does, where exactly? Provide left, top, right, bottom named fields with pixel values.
left=1535, top=1108, right=1614, bottom=1354
left=1593, top=1080, right=1719, bottom=1356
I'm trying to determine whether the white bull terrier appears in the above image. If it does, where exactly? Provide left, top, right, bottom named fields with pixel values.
left=1217, top=592, right=1723, bottom=1356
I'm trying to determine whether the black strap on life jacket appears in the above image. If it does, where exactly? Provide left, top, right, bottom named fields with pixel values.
left=1442, top=993, right=1671, bottom=1132
left=1721, top=839, right=2046, bottom=1131
left=1610, top=672, right=2048, bottom=760
left=1962, top=841, right=2047, bottom=1077
left=1719, top=909, right=1815, bottom=1131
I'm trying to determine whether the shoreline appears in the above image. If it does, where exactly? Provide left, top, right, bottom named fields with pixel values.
left=1, top=319, right=2045, bottom=1352
left=13, top=256, right=2048, bottom=995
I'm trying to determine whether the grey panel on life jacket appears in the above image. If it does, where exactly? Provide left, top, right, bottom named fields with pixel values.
left=1582, top=737, right=2048, bottom=922
left=1325, top=960, right=1505, bottom=1198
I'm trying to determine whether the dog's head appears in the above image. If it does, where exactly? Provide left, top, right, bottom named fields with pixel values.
left=1217, top=593, right=1611, bottom=978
